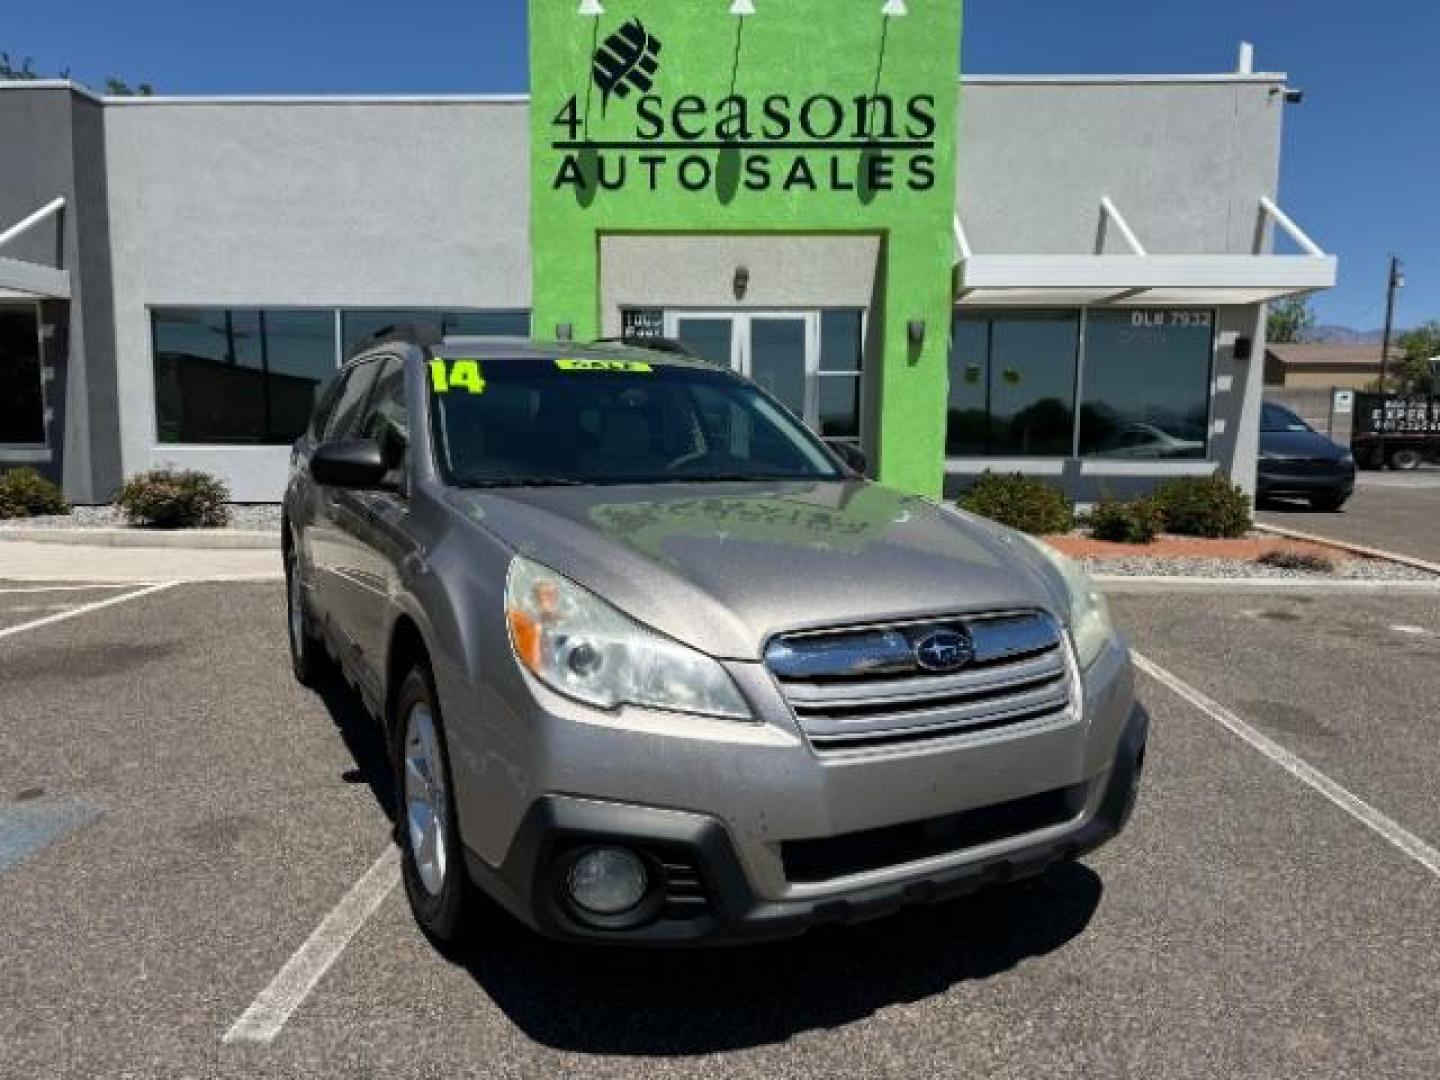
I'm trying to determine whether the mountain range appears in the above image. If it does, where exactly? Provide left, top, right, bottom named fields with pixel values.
left=1311, top=325, right=1387, bottom=344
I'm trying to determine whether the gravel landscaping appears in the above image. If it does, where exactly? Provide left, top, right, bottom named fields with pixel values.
left=0, top=504, right=283, bottom=532
left=1081, top=555, right=1437, bottom=581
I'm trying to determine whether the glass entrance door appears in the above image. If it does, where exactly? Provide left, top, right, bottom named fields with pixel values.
left=0, top=304, right=45, bottom=446
left=667, top=311, right=819, bottom=427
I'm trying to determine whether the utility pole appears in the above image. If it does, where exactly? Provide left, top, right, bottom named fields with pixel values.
left=1377, top=255, right=1404, bottom=393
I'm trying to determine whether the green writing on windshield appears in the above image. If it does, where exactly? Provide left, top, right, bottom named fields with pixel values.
left=430, top=359, right=486, bottom=394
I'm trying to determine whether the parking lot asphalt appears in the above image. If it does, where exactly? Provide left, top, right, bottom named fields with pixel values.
left=1259, top=469, right=1440, bottom=564
left=2, top=580, right=1438, bottom=1078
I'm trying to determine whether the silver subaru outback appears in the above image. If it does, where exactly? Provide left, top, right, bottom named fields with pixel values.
left=283, top=332, right=1147, bottom=946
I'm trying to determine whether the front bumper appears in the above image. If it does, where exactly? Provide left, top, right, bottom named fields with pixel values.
left=464, top=702, right=1150, bottom=945
left=1257, top=464, right=1355, bottom=499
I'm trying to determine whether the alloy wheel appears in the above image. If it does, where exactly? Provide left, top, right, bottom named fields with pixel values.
left=404, top=703, right=449, bottom=897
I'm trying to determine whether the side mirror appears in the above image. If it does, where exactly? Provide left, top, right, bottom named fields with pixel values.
left=310, top=439, right=389, bottom=490
left=831, top=442, right=869, bottom=476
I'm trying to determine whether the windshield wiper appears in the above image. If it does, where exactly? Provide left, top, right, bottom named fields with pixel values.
left=645, top=473, right=826, bottom=484
left=459, top=476, right=588, bottom=488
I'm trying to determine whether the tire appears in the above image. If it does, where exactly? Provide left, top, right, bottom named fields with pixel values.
left=285, top=542, right=326, bottom=687
left=1308, top=493, right=1348, bottom=512
left=393, top=662, right=474, bottom=945
left=1388, top=447, right=1422, bottom=471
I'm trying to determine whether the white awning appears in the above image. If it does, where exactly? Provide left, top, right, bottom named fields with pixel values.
left=954, top=197, right=1337, bottom=308
left=0, top=256, right=70, bottom=301
left=0, top=198, right=70, bottom=301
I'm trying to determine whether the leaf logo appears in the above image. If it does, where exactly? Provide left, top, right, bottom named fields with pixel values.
left=592, top=19, right=662, bottom=114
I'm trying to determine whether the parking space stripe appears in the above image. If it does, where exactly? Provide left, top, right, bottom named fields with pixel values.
left=0, top=582, right=176, bottom=641
left=1133, top=651, right=1440, bottom=879
left=0, top=584, right=148, bottom=593
left=222, top=845, right=401, bottom=1046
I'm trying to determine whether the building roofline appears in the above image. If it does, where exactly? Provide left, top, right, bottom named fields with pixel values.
left=963, top=72, right=1287, bottom=86
left=2, top=70, right=1289, bottom=107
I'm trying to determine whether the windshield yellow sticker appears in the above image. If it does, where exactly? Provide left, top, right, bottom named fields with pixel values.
left=555, top=358, right=652, bottom=373
left=430, top=359, right=485, bottom=394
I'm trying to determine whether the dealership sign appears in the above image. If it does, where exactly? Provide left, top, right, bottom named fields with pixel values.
left=542, top=10, right=947, bottom=199
left=529, top=0, right=963, bottom=496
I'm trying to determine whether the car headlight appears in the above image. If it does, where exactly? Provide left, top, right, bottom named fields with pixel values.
left=504, top=556, right=752, bottom=720
left=1339, top=451, right=1355, bottom=467
left=1022, top=537, right=1116, bottom=669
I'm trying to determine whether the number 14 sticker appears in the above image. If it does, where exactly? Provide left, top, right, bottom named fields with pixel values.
left=429, top=359, right=485, bottom=394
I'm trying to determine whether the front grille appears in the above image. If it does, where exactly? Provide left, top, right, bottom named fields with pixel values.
left=765, top=611, right=1074, bottom=753
left=781, top=783, right=1087, bottom=883
left=1264, top=457, right=1346, bottom=476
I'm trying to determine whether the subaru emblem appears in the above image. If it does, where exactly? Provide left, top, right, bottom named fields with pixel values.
left=913, top=630, right=975, bottom=673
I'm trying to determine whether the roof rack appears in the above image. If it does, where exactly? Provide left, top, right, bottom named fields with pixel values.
left=347, top=322, right=443, bottom=359
left=592, top=335, right=702, bottom=359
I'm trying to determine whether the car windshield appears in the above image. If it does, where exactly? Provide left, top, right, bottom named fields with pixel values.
left=428, top=355, right=844, bottom=487
left=1261, top=402, right=1313, bottom=433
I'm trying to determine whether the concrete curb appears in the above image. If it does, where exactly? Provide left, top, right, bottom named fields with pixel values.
left=1252, top=523, right=1440, bottom=577
left=0, top=527, right=279, bottom=550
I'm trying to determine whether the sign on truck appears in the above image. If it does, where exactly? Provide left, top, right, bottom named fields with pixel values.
left=1351, top=392, right=1440, bottom=470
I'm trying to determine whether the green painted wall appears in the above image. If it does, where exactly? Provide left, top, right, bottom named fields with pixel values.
left=529, top=0, right=962, bottom=496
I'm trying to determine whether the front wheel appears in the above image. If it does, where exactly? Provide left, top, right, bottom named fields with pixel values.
left=285, top=544, right=326, bottom=687
left=1308, top=493, right=1348, bottom=512
left=394, top=663, right=474, bottom=945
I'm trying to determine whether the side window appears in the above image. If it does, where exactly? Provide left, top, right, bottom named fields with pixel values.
left=357, top=358, right=409, bottom=468
left=308, top=375, right=346, bottom=440
left=323, top=360, right=380, bottom=441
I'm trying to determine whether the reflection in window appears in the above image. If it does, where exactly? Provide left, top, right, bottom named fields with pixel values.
left=948, top=312, right=1078, bottom=456
left=340, top=309, right=530, bottom=357
left=1079, top=310, right=1213, bottom=459
left=0, top=306, right=45, bottom=444
left=819, top=310, right=863, bottom=444
left=153, top=308, right=335, bottom=444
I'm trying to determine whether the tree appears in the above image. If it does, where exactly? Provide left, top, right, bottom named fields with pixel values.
left=104, top=77, right=155, bottom=97
left=0, top=52, right=39, bottom=80
left=1267, top=296, right=1317, bottom=344
left=2, top=48, right=152, bottom=94
left=1397, top=321, right=1440, bottom=393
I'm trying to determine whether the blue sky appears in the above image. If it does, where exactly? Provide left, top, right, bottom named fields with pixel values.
left=7, top=0, right=1436, bottom=329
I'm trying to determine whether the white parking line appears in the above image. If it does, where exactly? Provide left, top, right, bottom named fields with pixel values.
left=1133, top=651, right=1440, bottom=879
left=223, top=845, right=402, bottom=1046
left=0, top=582, right=176, bottom=641
left=0, top=583, right=148, bottom=593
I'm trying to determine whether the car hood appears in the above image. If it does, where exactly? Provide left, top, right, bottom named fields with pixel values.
left=1260, top=428, right=1347, bottom=460
left=445, top=480, right=1065, bottom=660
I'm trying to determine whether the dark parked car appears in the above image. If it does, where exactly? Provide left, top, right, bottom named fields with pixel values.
left=1257, top=402, right=1356, bottom=511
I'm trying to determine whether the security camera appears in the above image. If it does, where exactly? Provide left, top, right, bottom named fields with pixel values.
left=1284, top=87, right=1305, bottom=104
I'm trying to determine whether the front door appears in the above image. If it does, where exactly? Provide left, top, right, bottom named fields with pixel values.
left=667, top=312, right=819, bottom=427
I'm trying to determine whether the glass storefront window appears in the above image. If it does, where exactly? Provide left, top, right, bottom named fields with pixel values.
left=340, top=309, right=530, bottom=357
left=818, top=310, right=862, bottom=443
left=1079, top=310, right=1213, bottom=459
left=948, top=311, right=1078, bottom=457
left=153, top=308, right=334, bottom=444
left=0, top=305, right=45, bottom=444
left=818, top=376, right=860, bottom=440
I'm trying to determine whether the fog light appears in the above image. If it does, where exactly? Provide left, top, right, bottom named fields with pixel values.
left=567, top=847, right=648, bottom=915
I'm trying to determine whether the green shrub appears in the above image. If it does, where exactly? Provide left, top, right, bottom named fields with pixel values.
left=1257, top=548, right=1334, bottom=573
left=958, top=472, right=1074, bottom=536
left=1150, top=474, right=1252, bottom=539
left=116, top=469, right=230, bottom=528
left=0, top=468, right=70, bottom=519
left=1087, top=496, right=1164, bottom=544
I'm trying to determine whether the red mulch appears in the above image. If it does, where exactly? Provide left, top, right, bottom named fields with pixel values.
left=1046, top=532, right=1353, bottom=561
